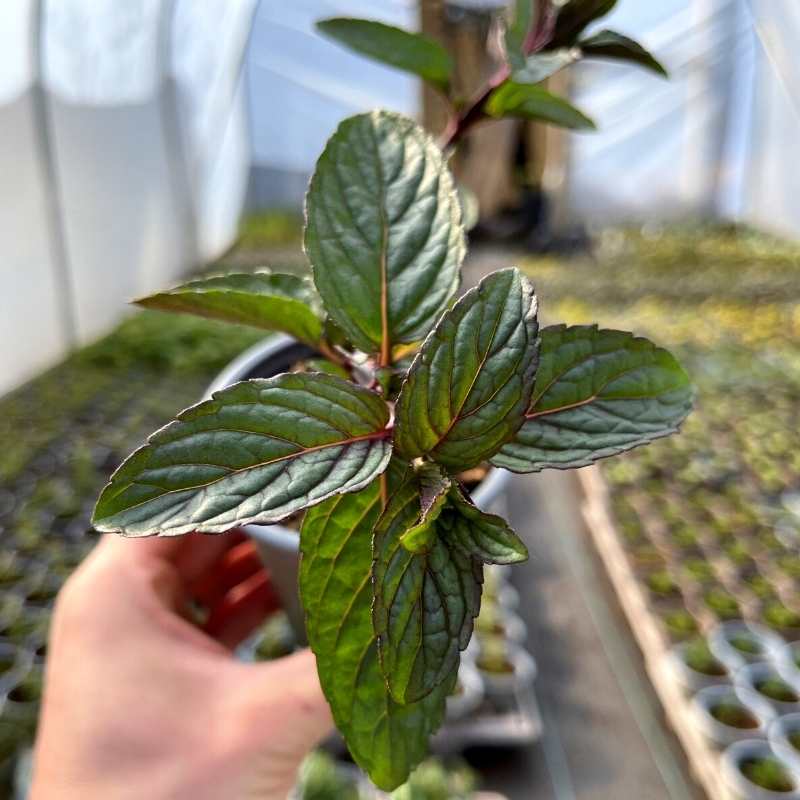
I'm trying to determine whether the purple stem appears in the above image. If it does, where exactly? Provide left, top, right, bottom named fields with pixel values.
left=438, top=0, right=556, bottom=152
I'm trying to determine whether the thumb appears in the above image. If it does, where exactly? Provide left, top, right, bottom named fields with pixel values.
left=238, top=649, right=334, bottom=796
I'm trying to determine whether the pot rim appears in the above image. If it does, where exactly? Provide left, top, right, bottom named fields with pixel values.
left=778, top=641, right=800, bottom=684
left=735, top=661, right=800, bottom=714
left=709, top=621, right=786, bottom=672
left=768, top=713, right=800, bottom=777
left=469, top=641, right=537, bottom=688
left=721, top=738, right=800, bottom=799
left=205, top=335, right=514, bottom=553
left=691, top=684, right=775, bottom=746
left=446, top=661, right=485, bottom=721
left=667, top=642, right=730, bottom=691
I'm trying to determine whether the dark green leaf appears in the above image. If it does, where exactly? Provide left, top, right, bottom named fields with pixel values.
left=580, top=29, right=668, bottom=77
left=373, top=476, right=483, bottom=704
left=299, top=471, right=455, bottom=791
left=512, top=49, right=580, bottom=84
left=400, top=463, right=452, bottom=554
left=323, top=316, right=352, bottom=349
left=492, top=325, right=693, bottom=473
left=505, top=0, right=537, bottom=69
left=487, top=82, right=596, bottom=130
left=550, top=0, right=618, bottom=48
left=305, top=111, right=464, bottom=357
left=134, top=272, right=324, bottom=347
left=317, top=18, right=453, bottom=92
left=394, top=268, right=539, bottom=471
left=440, top=487, right=528, bottom=564
left=92, top=374, right=391, bottom=536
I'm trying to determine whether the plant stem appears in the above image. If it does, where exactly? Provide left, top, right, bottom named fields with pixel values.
left=438, top=0, right=556, bottom=152
left=380, top=472, right=388, bottom=508
left=317, top=340, right=347, bottom=367
left=439, top=64, right=510, bottom=152
left=524, top=0, right=557, bottom=55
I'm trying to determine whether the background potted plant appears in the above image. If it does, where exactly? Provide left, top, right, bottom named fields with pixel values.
left=471, top=638, right=538, bottom=714
left=315, top=0, right=668, bottom=232
left=721, top=739, right=800, bottom=799
left=711, top=622, right=785, bottom=672
left=769, top=714, right=800, bottom=778
left=735, top=663, right=800, bottom=717
left=778, top=642, right=800, bottom=684
left=90, top=4, right=690, bottom=793
left=691, top=685, right=774, bottom=748
left=667, top=637, right=730, bottom=694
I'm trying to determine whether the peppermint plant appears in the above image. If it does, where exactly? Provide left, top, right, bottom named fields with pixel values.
left=93, top=109, right=692, bottom=790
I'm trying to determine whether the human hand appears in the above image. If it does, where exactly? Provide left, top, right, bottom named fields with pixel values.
left=29, top=532, right=333, bottom=800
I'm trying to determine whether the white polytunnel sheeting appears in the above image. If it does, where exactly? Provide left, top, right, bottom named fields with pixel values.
left=170, top=0, right=255, bottom=261
left=43, top=0, right=183, bottom=344
left=568, top=0, right=747, bottom=223
left=738, top=0, right=800, bottom=240
left=1, top=0, right=800, bottom=397
left=245, top=0, right=418, bottom=208
left=0, top=0, right=257, bottom=396
left=0, top=0, right=70, bottom=394
left=566, top=0, right=800, bottom=237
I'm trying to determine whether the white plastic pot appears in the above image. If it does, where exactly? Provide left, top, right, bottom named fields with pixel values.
left=494, top=585, right=520, bottom=611
left=12, top=747, right=32, bottom=800
left=777, top=641, right=800, bottom=685
left=474, top=609, right=527, bottom=646
left=446, top=661, right=485, bottom=723
left=709, top=621, right=785, bottom=673
left=486, top=564, right=513, bottom=584
left=769, top=713, right=800, bottom=777
left=736, top=662, right=800, bottom=716
left=471, top=642, right=537, bottom=713
left=691, top=684, right=775, bottom=748
left=721, top=739, right=800, bottom=799
left=206, top=335, right=515, bottom=641
left=666, top=641, right=730, bottom=694
left=0, top=643, right=31, bottom=694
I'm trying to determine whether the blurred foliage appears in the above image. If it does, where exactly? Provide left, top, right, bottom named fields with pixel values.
left=391, top=758, right=477, bottom=800
left=0, top=311, right=263, bottom=485
left=78, top=310, right=263, bottom=374
left=237, top=210, right=304, bottom=250
left=296, top=751, right=361, bottom=800
left=293, top=751, right=477, bottom=800
left=0, top=305, right=271, bottom=791
left=547, top=226, right=800, bottom=645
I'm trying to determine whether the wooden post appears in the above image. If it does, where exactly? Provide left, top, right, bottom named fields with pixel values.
left=420, top=0, right=520, bottom=218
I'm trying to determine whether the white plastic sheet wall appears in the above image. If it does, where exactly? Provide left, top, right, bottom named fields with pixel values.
left=0, top=0, right=256, bottom=396
left=566, top=0, right=800, bottom=238
left=737, top=0, right=800, bottom=240
left=0, top=2, right=71, bottom=395
left=567, top=0, right=744, bottom=223
left=245, top=0, right=418, bottom=208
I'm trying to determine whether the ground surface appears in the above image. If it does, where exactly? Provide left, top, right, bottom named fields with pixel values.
left=476, top=471, right=702, bottom=800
